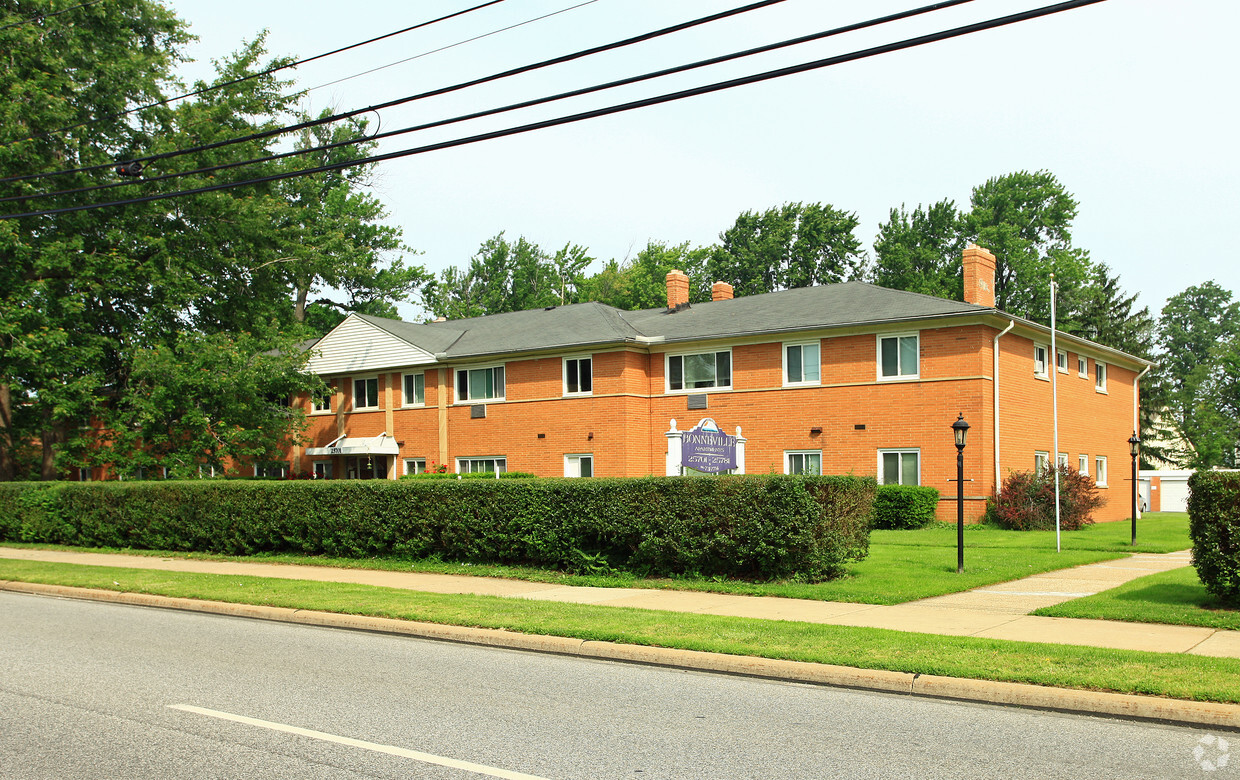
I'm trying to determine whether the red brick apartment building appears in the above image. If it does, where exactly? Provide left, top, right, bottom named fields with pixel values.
left=293, top=246, right=1148, bottom=522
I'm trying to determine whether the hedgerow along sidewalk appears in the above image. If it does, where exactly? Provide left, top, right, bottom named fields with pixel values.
left=2, top=546, right=1234, bottom=659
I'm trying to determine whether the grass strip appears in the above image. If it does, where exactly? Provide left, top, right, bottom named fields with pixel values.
left=1034, top=567, right=1240, bottom=630
left=2, top=558, right=1238, bottom=705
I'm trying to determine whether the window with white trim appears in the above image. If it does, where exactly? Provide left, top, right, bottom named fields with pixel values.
left=564, top=357, right=593, bottom=396
left=353, top=377, right=379, bottom=410
left=1078, top=454, right=1089, bottom=475
left=1034, top=344, right=1049, bottom=377
left=784, top=342, right=821, bottom=386
left=667, top=350, right=731, bottom=391
left=458, top=457, right=507, bottom=474
left=879, top=449, right=920, bottom=485
left=312, top=461, right=332, bottom=479
left=564, top=454, right=593, bottom=478
left=1035, top=451, right=1050, bottom=472
left=403, top=457, right=426, bottom=475
left=1057, top=349, right=1068, bottom=373
left=878, top=333, right=918, bottom=380
left=1057, top=452, right=1069, bottom=468
left=785, top=450, right=822, bottom=475
left=456, top=365, right=505, bottom=402
left=1095, top=456, right=1108, bottom=486
left=254, top=462, right=289, bottom=479
left=402, top=373, right=425, bottom=406
left=1078, top=356, right=1088, bottom=378
left=311, top=384, right=332, bottom=414
left=1095, top=361, right=1107, bottom=392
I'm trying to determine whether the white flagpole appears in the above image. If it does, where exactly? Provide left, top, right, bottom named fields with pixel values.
left=1051, top=274, right=1061, bottom=552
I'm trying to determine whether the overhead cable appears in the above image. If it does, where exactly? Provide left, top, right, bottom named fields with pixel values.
left=0, top=0, right=1109, bottom=221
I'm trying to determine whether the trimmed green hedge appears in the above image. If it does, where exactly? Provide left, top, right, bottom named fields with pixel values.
left=398, top=471, right=537, bottom=480
left=0, top=475, right=874, bottom=581
left=871, top=485, right=940, bottom=529
left=1188, top=471, right=1240, bottom=606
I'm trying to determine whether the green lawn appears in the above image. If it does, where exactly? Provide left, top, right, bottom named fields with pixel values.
left=1033, top=566, right=1240, bottom=630
left=0, top=513, right=1190, bottom=606
left=1, top=558, right=1237, bottom=704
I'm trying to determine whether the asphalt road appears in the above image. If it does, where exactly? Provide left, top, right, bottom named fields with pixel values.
left=0, top=591, right=1227, bottom=779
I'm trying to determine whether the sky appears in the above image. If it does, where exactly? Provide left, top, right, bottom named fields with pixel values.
left=163, top=0, right=1240, bottom=323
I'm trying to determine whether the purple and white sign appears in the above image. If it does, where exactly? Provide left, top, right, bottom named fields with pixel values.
left=681, top=422, right=738, bottom=473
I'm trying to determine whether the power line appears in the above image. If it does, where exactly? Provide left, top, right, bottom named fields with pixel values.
left=1, top=0, right=790, bottom=186
left=0, top=0, right=1109, bottom=221
left=0, top=0, right=508, bottom=152
left=0, top=0, right=107, bottom=32
left=2, top=0, right=977, bottom=205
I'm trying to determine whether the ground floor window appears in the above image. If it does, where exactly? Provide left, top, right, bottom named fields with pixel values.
left=785, top=450, right=822, bottom=475
left=1095, top=456, right=1108, bottom=486
left=345, top=456, right=388, bottom=480
left=564, top=454, right=593, bottom=477
left=879, top=449, right=920, bottom=485
left=1078, top=454, right=1088, bottom=475
left=1034, top=451, right=1050, bottom=473
left=458, top=457, right=506, bottom=474
left=254, top=462, right=289, bottom=479
left=403, top=457, right=427, bottom=476
left=312, top=461, right=332, bottom=479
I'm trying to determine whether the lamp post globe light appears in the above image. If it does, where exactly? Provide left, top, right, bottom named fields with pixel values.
left=952, top=413, right=970, bottom=574
left=1129, top=432, right=1141, bottom=546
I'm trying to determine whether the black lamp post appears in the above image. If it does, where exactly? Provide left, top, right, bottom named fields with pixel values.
left=952, top=413, right=970, bottom=574
left=1129, top=431, right=1141, bottom=546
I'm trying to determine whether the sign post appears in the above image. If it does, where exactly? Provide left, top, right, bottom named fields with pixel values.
left=666, top=419, right=746, bottom=475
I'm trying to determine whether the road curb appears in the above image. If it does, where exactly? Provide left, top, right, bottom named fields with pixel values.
left=5, top=579, right=1239, bottom=730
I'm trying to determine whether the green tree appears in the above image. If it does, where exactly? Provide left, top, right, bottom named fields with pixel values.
left=580, top=240, right=712, bottom=310
left=706, top=202, right=865, bottom=296
left=871, top=199, right=966, bottom=299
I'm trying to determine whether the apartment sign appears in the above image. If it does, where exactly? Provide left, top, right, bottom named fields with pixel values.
left=681, top=419, right=737, bottom=473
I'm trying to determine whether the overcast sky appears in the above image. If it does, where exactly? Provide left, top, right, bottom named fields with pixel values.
left=164, top=0, right=1239, bottom=322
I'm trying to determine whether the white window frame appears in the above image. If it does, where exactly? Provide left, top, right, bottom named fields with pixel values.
left=1096, top=456, right=1108, bottom=486
left=455, top=364, right=506, bottom=403
left=312, top=461, right=333, bottom=479
left=785, top=450, right=823, bottom=475
left=254, top=462, right=289, bottom=479
left=1034, top=451, right=1050, bottom=472
left=783, top=341, right=821, bottom=387
left=1078, top=356, right=1088, bottom=378
left=457, top=457, right=507, bottom=474
left=1033, top=343, right=1049, bottom=378
left=1078, top=454, right=1089, bottom=475
left=1095, top=361, right=1108, bottom=393
left=403, top=457, right=427, bottom=476
left=563, top=355, right=593, bottom=397
left=1057, top=452, right=1069, bottom=468
left=311, top=384, right=333, bottom=415
left=564, top=453, right=594, bottom=478
left=876, top=333, right=919, bottom=381
left=402, top=372, right=425, bottom=407
left=666, top=349, right=732, bottom=393
left=352, top=376, right=380, bottom=411
left=1057, top=349, right=1068, bottom=374
left=878, top=448, right=921, bottom=486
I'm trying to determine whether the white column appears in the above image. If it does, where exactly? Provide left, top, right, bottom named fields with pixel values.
left=665, top=419, right=682, bottom=476
left=734, top=426, right=746, bottom=474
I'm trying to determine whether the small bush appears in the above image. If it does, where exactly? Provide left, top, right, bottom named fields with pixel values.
left=1188, top=471, right=1240, bottom=606
left=985, top=465, right=1101, bottom=531
left=871, top=485, right=940, bottom=529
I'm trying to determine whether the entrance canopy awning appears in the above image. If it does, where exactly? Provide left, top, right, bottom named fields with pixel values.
left=305, top=433, right=399, bottom=457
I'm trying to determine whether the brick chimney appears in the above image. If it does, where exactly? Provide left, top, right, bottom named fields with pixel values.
left=711, top=281, right=734, bottom=301
left=666, top=269, right=690, bottom=311
left=962, top=244, right=996, bottom=308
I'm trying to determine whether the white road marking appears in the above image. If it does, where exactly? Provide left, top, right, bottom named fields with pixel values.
left=168, top=704, right=551, bottom=780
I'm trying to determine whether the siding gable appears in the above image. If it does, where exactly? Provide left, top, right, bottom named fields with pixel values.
left=305, top=315, right=437, bottom=375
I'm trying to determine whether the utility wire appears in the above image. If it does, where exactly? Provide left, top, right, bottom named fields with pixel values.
left=1, top=0, right=789, bottom=185
left=0, top=0, right=1109, bottom=221
left=0, top=0, right=106, bottom=32
left=2, top=0, right=977, bottom=205
left=0, top=0, right=507, bottom=152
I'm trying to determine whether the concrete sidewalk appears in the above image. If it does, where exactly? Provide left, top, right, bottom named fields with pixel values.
left=1, top=546, right=1234, bottom=659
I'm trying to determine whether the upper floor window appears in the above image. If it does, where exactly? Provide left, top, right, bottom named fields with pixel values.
left=879, top=449, right=920, bottom=485
left=1095, top=361, right=1107, bottom=392
left=403, top=372, right=425, bottom=406
left=457, top=365, right=505, bottom=402
left=564, top=357, right=593, bottom=396
left=786, top=450, right=822, bottom=475
left=353, top=377, right=379, bottom=410
left=878, top=334, right=918, bottom=380
left=311, top=385, right=332, bottom=414
left=1078, top=356, right=1088, bottom=378
left=1057, top=349, right=1068, bottom=373
left=784, top=342, right=820, bottom=386
left=668, top=350, right=731, bottom=391
left=1033, top=344, right=1049, bottom=377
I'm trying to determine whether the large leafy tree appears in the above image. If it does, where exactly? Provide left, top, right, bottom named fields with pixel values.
left=871, top=199, right=966, bottom=300
left=706, top=202, right=865, bottom=297
left=580, top=240, right=712, bottom=310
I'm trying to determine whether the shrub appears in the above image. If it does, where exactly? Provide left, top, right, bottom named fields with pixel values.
left=0, top=475, right=875, bottom=582
left=398, top=471, right=537, bottom=480
left=1188, top=471, right=1240, bottom=606
left=985, top=465, right=1101, bottom=531
left=871, top=485, right=940, bottom=529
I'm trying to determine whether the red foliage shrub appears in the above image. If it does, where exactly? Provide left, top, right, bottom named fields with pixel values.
left=985, top=465, right=1101, bottom=531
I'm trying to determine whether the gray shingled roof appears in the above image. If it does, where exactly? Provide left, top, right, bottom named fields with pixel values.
left=347, top=282, right=993, bottom=360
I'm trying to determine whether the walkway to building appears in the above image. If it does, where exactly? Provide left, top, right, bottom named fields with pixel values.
left=3, top=546, right=1236, bottom=659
